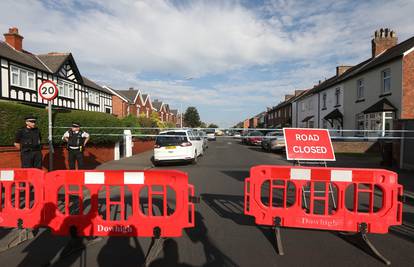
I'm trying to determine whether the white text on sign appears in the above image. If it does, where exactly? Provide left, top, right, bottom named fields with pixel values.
left=293, top=146, right=327, bottom=154
left=295, top=134, right=320, bottom=141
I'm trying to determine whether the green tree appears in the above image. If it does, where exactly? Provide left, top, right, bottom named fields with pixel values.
left=208, top=123, right=219, bottom=128
left=183, top=107, right=201, bottom=128
left=200, top=122, right=207, bottom=128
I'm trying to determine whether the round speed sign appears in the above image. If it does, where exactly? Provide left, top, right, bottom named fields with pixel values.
left=38, top=80, right=58, bottom=101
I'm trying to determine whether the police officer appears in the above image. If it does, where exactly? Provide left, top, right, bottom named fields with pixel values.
left=62, top=122, right=90, bottom=170
left=14, top=115, right=43, bottom=168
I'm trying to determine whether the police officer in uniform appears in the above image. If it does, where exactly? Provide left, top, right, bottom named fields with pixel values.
left=62, top=122, right=90, bottom=170
left=14, top=115, right=43, bottom=168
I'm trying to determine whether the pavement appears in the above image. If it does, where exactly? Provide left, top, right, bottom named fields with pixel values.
left=0, top=139, right=413, bottom=266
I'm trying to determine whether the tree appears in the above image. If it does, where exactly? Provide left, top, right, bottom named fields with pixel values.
left=183, top=107, right=201, bottom=128
left=200, top=122, right=207, bottom=128
left=207, top=123, right=219, bottom=128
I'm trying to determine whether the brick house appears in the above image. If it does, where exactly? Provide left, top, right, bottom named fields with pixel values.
left=267, top=90, right=305, bottom=129
left=103, top=86, right=131, bottom=118
left=141, top=94, right=157, bottom=118
left=0, top=27, right=113, bottom=112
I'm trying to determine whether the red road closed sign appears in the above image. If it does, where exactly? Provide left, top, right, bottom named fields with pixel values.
left=283, top=128, right=335, bottom=161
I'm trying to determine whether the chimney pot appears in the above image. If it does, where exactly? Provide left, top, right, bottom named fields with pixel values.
left=3, top=27, right=24, bottom=51
left=372, top=28, right=397, bottom=57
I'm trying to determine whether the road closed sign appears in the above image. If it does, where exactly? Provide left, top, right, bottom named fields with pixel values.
left=283, top=128, right=335, bottom=161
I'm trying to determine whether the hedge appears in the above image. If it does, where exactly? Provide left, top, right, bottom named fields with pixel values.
left=0, top=100, right=124, bottom=146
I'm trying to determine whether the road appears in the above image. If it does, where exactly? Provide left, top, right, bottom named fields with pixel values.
left=1, top=138, right=413, bottom=266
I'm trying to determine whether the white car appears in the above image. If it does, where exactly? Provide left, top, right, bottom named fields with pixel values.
left=153, top=130, right=203, bottom=165
left=205, top=129, right=216, bottom=141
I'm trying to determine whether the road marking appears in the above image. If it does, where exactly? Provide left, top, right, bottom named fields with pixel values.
left=227, top=142, right=232, bottom=144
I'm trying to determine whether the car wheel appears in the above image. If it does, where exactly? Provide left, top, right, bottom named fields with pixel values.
left=192, top=151, right=198, bottom=164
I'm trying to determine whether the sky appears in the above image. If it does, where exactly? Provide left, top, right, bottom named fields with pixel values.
left=1, top=0, right=414, bottom=127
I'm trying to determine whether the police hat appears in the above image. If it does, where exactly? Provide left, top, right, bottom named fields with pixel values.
left=72, top=122, right=81, bottom=127
left=24, top=115, right=37, bottom=121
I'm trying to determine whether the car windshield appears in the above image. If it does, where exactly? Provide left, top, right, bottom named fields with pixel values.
left=205, top=129, right=215, bottom=134
left=156, top=132, right=188, bottom=146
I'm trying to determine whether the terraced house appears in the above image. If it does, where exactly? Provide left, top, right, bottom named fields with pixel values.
left=290, top=28, right=414, bottom=137
left=0, top=28, right=112, bottom=112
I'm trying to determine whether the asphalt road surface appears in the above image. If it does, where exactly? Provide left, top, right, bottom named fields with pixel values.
left=1, top=139, right=413, bottom=266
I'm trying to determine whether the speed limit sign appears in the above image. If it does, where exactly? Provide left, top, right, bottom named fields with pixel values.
left=38, top=80, right=58, bottom=101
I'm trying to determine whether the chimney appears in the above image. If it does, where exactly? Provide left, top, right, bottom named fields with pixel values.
left=372, top=28, right=397, bottom=58
left=284, top=94, right=294, bottom=101
left=336, top=65, right=353, bottom=76
left=3, top=27, right=24, bottom=51
left=294, top=90, right=305, bottom=96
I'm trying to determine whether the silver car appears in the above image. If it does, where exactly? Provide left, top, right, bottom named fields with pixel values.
left=261, top=131, right=285, bottom=152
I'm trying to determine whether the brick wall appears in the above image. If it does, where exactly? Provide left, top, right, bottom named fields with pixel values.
left=132, top=140, right=155, bottom=155
left=0, top=145, right=115, bottom=170
left=402, top=51, right=414, bottom=119
left=112, top=95, right=128, bottom=118
left=332, top=141, right=380, bottom=153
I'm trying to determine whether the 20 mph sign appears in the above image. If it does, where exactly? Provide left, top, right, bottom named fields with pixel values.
left=38, top=80, right=58, bottom=101
left=283, top=128, right=335, bottom=161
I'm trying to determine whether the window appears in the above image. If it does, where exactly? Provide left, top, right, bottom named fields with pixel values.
left=58, top=80, right=74, bottom=98
left=308, top=99, right=313, bottom=110
left=356, top=113, right=365, bottom=136
left=382, top=68, right=391, bottom=93
left=88, top=90, right=100, bottom=104
left=301, top=102, right=305, bottom=112
left=105, top=107, right=111, bottom=114
left=357, top=79, right=364, bottom=99
left=10, top=65, right=36, bottom=90
left=322, top=93, right=327, bottom=109
left=335, top=88, right=340, bottom=106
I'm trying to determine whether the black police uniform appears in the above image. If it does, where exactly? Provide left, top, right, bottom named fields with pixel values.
left=15, top=127, right=42, bottom=168
left=67, top=130, right=86, bottom=170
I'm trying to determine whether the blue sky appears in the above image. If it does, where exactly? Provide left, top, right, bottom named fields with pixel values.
left=1, top=0, right=414, bottom=127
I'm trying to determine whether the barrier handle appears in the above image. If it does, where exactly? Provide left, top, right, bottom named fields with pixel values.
left=188, top=185, right=195, bottom=227
left=397, top=185, right=403, bottom=224
left=244, top=178, right=251, bottom=215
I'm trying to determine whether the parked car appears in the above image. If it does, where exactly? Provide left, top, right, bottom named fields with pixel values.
left=205, top=129, right=216, bottom=141
left=261, top=131, right=285, bottom=152
left=246, top=131, right=264, bottom=146
left=233, top=132, right=241, bottom=139
left=153, top=130, right=203, bottom=165
left=198, top=130, right=208, bottom=150
left=240, top=131, right=250, bottom=144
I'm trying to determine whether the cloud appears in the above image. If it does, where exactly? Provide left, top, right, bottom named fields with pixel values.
left=0, top=0, right=413, bottom=127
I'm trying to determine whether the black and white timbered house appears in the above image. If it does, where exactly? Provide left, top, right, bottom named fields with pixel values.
left=0, top=27, right=113, bottom=113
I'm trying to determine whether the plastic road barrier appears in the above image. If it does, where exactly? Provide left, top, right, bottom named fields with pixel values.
left=43, top=169, right=195, bottom=237
left=0, top=168, right=45, bottom=229
left=0, top=169, right=196, bottom=238
left=244, top=165, right=403, bottom=264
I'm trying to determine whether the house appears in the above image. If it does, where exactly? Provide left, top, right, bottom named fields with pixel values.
left=170, top=109, right=181, bottom=127
left=152, top=99, right=176, bottom=123
left=267, top=90, right=305, bottom=129
left=290, top=28, right=414, bottom=138
left=103, top=86, right=131, bottom=118
left=243, top=119, right=250, bottom=129
left=339, top=29, right=414, bottom=136
left=0, top=27, right=112, bottom=112
left=141, top=94, right=156, bottom=118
